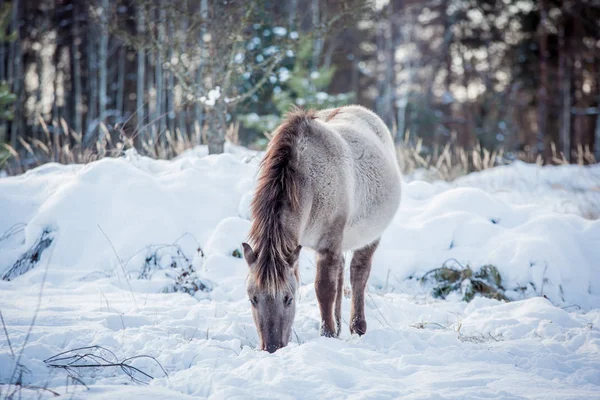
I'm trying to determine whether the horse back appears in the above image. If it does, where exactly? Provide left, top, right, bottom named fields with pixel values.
left=297, top=106, right=401, bottom=251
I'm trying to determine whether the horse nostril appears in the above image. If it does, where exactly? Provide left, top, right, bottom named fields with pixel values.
left=265, top=343, right=280, bottom=354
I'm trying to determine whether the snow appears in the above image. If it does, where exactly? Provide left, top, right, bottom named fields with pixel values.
left=1, top=146, right=599, bottom=399
left=199, top=87, right=221, bottom=107
left=272, top=27, right=287, bottom=37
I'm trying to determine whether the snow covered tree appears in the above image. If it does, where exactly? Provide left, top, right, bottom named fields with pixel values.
left=238, top=35, right=354, bottom=147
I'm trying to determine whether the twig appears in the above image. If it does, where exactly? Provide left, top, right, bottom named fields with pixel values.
left=0, top=223, right=26, bottom=244
left=365, top=289, right=397, bottom=332
left=66, top=375, right=89, bottom=392
left=8, top=241, right=55, bottom=391
left=410, top=321, right=447, bottom=330
left=122, top=355, right=169, bottom=378
left=97, top=224, right=139, bottom=311
left=540, top=262, right=548, bottom=297
left=292, top=327, right=302, bottom=345
left=0, top=309, right=15, bottom=358
left=5, top=384, right=60, bottom=398
left=441, top=258, right=467, bottom=270
left=560, top=304, right=581, bottom=311
left=122, top=233, right=205, bottom=276
left=206, top=345, right=240, bottom=356
left=44, top=346, right=168, bottom=386
left=45, top=345, right=118, bottom=364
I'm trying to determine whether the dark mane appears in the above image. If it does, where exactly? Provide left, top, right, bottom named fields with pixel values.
left=248, top=107, right=316, bottom=293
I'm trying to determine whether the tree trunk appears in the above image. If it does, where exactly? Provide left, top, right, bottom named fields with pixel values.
left=98, top=0, right=108, bottom=131
left=195, top=0, right=208, bottom=140
left=147, top=49, right=155, bottom=138
left=373, top=4, right=394, bottom=128
left=34, top=42, right=43, bottom=140
left=460, top=49, right=473, bottom=148
left=155, top=5, right=166, bottom=137
left=0, top=0, right=4, bottom=81
left=52, top=48, right=61, bottom=162
left=136, top=3, right=145, bottom=140
left=537, top=0, right=549, bottom=159
left=288, top=0, right=297, bottom=31
left=396, top=10, right=415, bottom=143
left=207, top=105, right=225, bottom=154
left=178, top=14, right=188, bottom=139
left=384, top=3, right=395, bottom=129
left=595, top=48, right=600, bottom=162
left=0, top=0, right=5, bottom=143
left=6, top=0, right=14, bottom=86
left=595, top=107, right=600, bottom=163
left=375, top=10, right=385, bottom=122
left=85, top=23, right=98, bottom=144
left=72, top=1, right=82, bottom=136
left=9, top=0, right=20, bottom=148
left=117, top=46, right=125, bottom=119
left=167, top=18, right=175, bottom=135
left=558, top=9, right=570, bottom=162
left=311, top=0, right=321, bottom=72
left=570, top=6, right=585, bottom=160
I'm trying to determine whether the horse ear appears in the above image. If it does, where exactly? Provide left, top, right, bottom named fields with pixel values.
left=242, top=243, right=257, bottom=265
left=288, top=245, right=302, bottom=267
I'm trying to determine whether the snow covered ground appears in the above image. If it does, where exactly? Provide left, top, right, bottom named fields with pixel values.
left=1, top=146, right=599, bottom=399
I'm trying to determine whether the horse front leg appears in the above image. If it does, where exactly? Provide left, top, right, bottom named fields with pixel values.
left=334, top=255, right=344, bottom=337
left=315, top=249, right=343, bottom=337
left=350, top=239, right=379, bottom=336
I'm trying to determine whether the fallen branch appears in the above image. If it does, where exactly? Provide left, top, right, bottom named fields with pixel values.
left=44, top=345, right=168, bottom=385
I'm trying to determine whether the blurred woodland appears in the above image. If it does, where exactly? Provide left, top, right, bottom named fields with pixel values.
left=1, top=0, right=600, bottom=173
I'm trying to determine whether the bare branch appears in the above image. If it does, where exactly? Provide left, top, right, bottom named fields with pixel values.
left=97, top=224, right=139, bottom=311
left=225, top=55, right=283, bottom=105
left=45, top=346, right=169, bottom=386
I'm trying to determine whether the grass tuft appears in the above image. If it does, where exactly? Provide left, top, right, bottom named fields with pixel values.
left=420, top=260, right=508, bottom=302
left=1, top=229, right=54, bottom=281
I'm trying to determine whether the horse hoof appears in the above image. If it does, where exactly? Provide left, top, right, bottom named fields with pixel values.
left=320, top=326, right=336, bottom=338
left=350, top=319, right=367, bottom=336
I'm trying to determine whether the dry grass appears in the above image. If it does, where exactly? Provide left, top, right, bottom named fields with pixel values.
left=1, top=116, right=597, bottom=178
left=1, top=115, right=209, bottom=175
left=397, top=130, right=597, bottom=181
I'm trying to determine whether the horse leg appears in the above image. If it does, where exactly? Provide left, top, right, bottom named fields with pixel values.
left=334, top=255, right=344, bottom=337
left=315, top=249, right=343, bottom=338
left=350, top=239, right=380, bottom=336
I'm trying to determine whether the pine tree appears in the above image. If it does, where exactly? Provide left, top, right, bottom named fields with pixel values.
left=239, top=37, right=353, bottom=147
left=0, top=3, right=16, bottom=145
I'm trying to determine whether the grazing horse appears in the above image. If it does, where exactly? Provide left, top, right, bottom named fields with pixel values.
left=242, top=105, right=401, bottom=353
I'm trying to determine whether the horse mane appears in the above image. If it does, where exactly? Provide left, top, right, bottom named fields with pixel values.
left=248, top=107, right=316, bottom=293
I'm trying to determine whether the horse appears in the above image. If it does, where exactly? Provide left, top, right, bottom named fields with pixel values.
left=242, top=105, right=402, bottom=353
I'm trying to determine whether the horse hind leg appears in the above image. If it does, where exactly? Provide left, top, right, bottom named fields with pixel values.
left=315, top=249, right=343, bottom=338
left=350, top=239, right=380, bottom=336
left=334, top=255, right=344, bottom=337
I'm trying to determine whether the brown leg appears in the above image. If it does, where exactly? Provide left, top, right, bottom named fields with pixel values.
left=315, top=249, right=343, bottom=337
left=350, top=239, right=379, bottom=336
left=334, top=255, right=344, bottom=337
